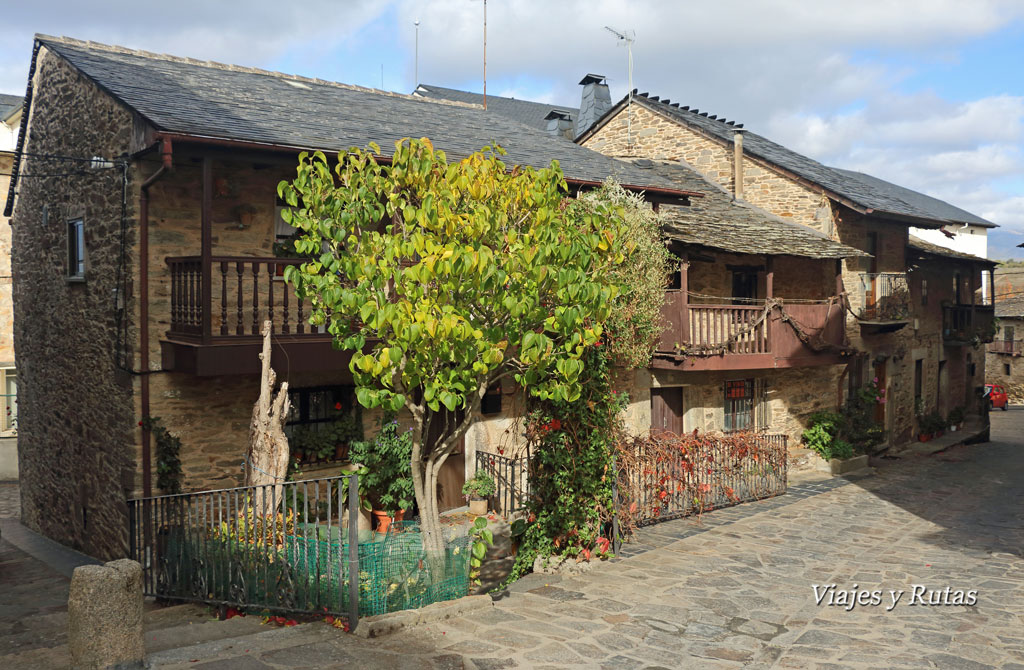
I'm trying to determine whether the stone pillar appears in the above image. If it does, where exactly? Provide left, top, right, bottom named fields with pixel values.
left=68, top=559, right=144, bottom=670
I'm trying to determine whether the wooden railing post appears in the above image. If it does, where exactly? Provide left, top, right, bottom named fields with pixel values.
left=765, top=257, right=774, bottom=354
left=201, top=157, right=213, bottom=344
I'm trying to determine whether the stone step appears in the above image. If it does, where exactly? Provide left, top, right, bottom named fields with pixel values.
left=144, top=609, right=269, bottom=654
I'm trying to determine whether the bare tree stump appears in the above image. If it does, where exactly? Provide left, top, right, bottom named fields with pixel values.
left=246, top=320, right=291, bottom=517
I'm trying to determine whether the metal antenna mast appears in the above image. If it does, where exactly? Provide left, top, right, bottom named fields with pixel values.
left=605, top=26, right=635, bottom=146
left=483, top=0, right=487, bottom=109
left=414, top=19, right=420, bottom=85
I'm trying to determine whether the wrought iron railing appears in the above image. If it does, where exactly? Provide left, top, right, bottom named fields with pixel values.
left=474, top=449, right=531, bottom=518
left=616, top=432, right=788, bottom=530
left=857, top=273, right=910, bottom=321
left=128, top=475, right=362, bottom=626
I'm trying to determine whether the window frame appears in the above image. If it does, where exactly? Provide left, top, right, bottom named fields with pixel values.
left=67, top=217, right=86, bottom=281
left=0, top=368, right=16, bottom=434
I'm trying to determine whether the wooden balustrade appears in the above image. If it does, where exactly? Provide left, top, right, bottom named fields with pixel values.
left=167, top=256, right=325, bottom=341
left=658, top=300, right=844, bottom=368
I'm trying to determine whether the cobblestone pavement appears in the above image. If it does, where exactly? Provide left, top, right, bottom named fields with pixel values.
left=147, top=409, right=1024, bottom=670
left=0, top=480, right=21, bottom=518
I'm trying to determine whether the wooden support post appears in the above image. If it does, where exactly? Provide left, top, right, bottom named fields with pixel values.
left=201, top=156, right=213, bottom=344
left=765, top=256, right=774, bottom=352
left=680, top=255, right=689, bottom=345
left=835, top=259, right=843, bottom=298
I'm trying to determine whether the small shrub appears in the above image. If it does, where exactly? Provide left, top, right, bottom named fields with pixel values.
left=462, top=473, right=496, bottom=500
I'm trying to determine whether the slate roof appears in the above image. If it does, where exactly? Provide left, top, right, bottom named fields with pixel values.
left=908, top=235, right=996, bottom=266
left=996, top=295, right=1024, bottom=319
left=0, top=94, right=22, bottom=123
left=638, top=159, right=867, bottom=259
left=414, top=84, right=578, bottom=132
left=582, top=92, right=997, bottom=228
left=32, top=36, right=688, bottom=195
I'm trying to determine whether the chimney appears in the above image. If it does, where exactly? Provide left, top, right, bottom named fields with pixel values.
left=544, top=109, right=575, bottom=140
left=574, top=74, right=612, bottom=138
left=733, top=129, right=744, bottom=199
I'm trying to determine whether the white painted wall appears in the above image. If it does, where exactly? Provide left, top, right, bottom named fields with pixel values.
left=911, top=224, right=990, bottom=300
left=0, top=109, right=21, bottom=152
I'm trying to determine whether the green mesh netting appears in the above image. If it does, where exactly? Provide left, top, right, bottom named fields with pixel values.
left=157, top=519, right=470, bottom=617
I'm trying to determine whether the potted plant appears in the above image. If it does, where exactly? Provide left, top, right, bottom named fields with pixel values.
left=948, top=406, right=966, bottom=431
left=347, top=417, right=414, bottom=534
left=462, top=472, right=496, bottom=516
left=233, top=203, right=258, bottom=229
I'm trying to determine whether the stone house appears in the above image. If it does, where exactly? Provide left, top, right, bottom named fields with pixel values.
left=986, top=296, right=1024, bottom=402
left=5, top=35, right=710, bottom=559
left=576, top=91, right=997, bottom=447
left=1, top=94, right=21, bottom=477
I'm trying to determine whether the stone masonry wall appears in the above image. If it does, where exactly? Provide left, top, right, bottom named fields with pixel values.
left=1, top=152, right=13, bottom=369
left=581, top=105, right=829, bottom=231
left=11, top=48, right=138, bottom=559
left=987, top=317, right=1024, bottom=402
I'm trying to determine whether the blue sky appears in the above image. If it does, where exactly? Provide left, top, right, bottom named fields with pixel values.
left=2, top=1, right=1023, bottom=256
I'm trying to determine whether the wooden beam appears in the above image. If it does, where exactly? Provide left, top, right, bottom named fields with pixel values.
left=680, top=255, right=689, bottom=344
left=201, top=156, right=213, bottom=344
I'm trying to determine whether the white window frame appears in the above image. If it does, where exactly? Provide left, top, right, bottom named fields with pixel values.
left=0, top=367, right=16, bottom=435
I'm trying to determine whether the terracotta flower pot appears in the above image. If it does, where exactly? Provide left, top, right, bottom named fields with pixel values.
left=468, top=498, right=487, bottom=516
left=918, top=433, right=932, bottom=442
left=372, top=510, right=392, bottom=534
left=333, top=444, right=347, bottom=461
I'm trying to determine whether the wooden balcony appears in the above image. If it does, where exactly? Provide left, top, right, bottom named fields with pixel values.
left=654, top=299, right=847, bottom=372
left=943, top=304, right=994, bottom=345
left=988, top=339, right=1024, bottom=356
left=161, top=256, right=353, bottom=376
left=856, top=272, right=910, bottom=332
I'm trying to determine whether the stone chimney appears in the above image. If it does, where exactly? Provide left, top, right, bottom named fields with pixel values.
left=545, top=109, right=575, bottom=140
left=733, top=129, right=745, bottom=199
left=574, top=74, right=612, bottom=138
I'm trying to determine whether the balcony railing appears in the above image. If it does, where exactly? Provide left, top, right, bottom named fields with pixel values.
left=657, top=300, right=845, bottom=369
left=988, top=340, right=1024, bottom=356
left=857, top=273, right=910, bottom=322
left=167, top=256, right=326, bottom=341
left=944, top=304, right=995, bottom=344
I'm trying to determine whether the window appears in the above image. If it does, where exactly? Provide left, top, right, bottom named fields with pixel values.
left=285, top=386, right=358, bottom=464
left=724, top=379, right=766, bottom=432
left=1005, top=363, right=1012, bottom=377
left=731, top=270, right=758, bottom=305
left=67, top=218, right=85, bottom=279
left=481, top=383, right=502, bottom=415
left=0, top=369, right=15, bottom=433
left=920, top=278, right=928, bottom=306
left=914, top=359, right=923, bottom=407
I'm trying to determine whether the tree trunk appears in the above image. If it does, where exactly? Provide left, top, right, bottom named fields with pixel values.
left=246, top=320, right=291, bottom=518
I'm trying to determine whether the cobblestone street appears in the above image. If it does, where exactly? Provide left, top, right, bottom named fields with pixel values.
left=146, top=409, right=1024, bottom=670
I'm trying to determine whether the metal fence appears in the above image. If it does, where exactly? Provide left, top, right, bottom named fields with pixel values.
left=474, top=449, right=531, bottom=518
left=128, top=475, right=361, bottom=627
left=857, top=272, right=910, bottom=321
left=615, top=432, right=788, bottom=533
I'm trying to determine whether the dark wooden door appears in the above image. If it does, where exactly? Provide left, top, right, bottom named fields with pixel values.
left=425, top=409, right=466, bottom=513
left=651, top=387, right=684, bottom=435
left=873, top=361, right=886, bottom=426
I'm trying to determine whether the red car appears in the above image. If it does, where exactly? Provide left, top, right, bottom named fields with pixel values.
left=985, top=383, right=1009, bottom=411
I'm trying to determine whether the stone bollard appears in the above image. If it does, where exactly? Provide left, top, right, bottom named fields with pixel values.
left=68, top=559, right=145, bottom=670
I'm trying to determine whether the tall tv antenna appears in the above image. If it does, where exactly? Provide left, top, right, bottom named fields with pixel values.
left=604, top=26, right=635, bottom=146
left=414, top=19, right=420, bottom=85
left=471, top=0, right=488, bottom=109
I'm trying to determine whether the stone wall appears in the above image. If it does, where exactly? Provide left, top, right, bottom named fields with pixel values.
left=11, top=47, right=138, bottom=559
left=1, top=151, right=13, bottom=368
left=987, top=316, right=1024, bottom=402
left=581, top=104, right=829, bottom=231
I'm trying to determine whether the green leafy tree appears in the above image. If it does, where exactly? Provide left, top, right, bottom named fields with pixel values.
left=278, top=138, right=635, bottom=554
